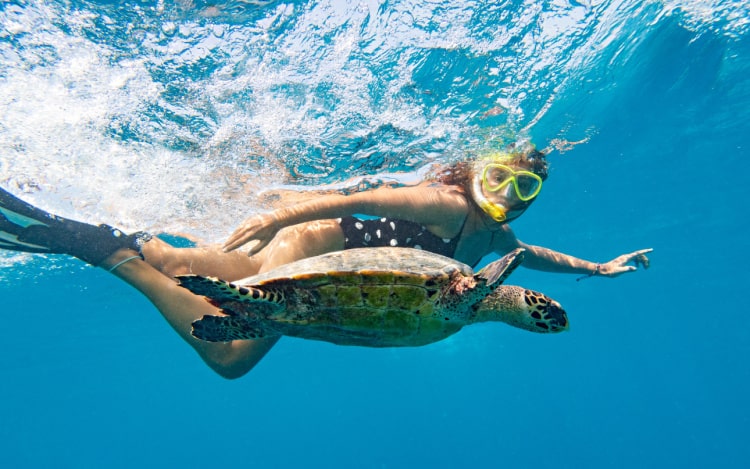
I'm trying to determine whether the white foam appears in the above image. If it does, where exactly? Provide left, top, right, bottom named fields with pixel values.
left=665, top=0, right=749, bottom=38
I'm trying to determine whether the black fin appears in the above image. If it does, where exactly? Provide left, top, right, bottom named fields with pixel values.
left=0, top=187, right=151, bottom=266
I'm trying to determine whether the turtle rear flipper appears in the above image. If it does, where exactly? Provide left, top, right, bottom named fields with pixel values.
left=476, top=248, right=525, bottom=286
left=192, top=315, right=270, bottom=342
left=177, top=275, right=285, bottom=314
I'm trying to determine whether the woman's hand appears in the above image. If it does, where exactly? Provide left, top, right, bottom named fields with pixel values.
left=223, top=213, right=281, bottom=255
left=597, top=248, right=653, bottom=277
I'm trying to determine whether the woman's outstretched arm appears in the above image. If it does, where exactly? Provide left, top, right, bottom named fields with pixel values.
left=491, top=226, right=652, bottom=277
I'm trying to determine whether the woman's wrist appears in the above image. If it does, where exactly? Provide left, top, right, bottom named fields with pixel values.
left=269, top=207, right=292, bottom=227
left=576, top=263, right=602, bottom=281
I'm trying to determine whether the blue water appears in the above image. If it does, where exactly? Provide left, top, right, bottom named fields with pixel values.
left=1, top=0, right=748, bottom=467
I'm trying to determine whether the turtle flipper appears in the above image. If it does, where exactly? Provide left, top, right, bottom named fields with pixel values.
left=192, top=315, right=269, bottom=342
left=0, top=186, right=151, bottom=266
left=177, top=275, right=285, bottom=315
left=476, top=248, right=525, bottom=286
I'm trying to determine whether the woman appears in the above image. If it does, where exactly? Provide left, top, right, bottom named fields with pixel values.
left=0, top=146, right=651, bottom=378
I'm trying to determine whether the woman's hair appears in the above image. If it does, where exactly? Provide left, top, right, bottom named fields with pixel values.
left=431, top=145, right=549, bottom=193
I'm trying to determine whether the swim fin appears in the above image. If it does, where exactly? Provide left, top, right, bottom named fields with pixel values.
left=0, top=187, right=151, bottom=266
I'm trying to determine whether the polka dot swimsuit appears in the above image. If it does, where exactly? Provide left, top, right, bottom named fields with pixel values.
left=338, top=216, right=459, bottom=257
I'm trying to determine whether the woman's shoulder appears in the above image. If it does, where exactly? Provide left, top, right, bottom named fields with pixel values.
left=419, top=180, right=463, bottom=190
left=415, top=181, right=469, bottom=199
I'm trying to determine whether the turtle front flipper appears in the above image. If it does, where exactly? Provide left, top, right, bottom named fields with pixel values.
left=192, top=315, right=272, bottom=342
left=176, top=275, right=285, bottom=315
left=476, top=248, right=525, bottom=286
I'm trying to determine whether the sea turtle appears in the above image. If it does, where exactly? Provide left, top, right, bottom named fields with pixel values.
left=177, top=247, right=568, bottom=347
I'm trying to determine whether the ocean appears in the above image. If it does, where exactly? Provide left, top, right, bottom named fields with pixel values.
left=0, top=0, right=748, bottom=467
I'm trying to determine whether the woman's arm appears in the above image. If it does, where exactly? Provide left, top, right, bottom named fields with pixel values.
left=223, top=184, right=470, bottom=253
left=492, top=228, right=651, bottom=278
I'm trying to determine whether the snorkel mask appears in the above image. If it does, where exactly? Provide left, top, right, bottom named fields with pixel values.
left=470, top=153, right=544, bottom=223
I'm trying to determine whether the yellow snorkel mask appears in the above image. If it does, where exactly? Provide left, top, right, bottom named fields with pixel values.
left=470, top=154, right=544, bottom=222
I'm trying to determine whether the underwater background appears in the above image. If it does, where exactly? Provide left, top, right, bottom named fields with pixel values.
left=1, top=0, right=748, bottom=467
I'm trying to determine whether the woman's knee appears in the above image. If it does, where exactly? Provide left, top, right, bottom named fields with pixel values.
left=199, top=337, right=280, bottom=379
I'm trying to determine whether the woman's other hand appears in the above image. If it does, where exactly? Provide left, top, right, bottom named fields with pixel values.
left=598, top=248, right=653, bottom=277
left=223, top=213, right=280, bottom=255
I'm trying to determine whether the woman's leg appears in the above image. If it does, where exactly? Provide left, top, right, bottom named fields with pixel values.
left=103, top=248, right=280, bottom=379
left=140, top=236, right=263, bottom=281
left=133, top=217, right=346, bottom=280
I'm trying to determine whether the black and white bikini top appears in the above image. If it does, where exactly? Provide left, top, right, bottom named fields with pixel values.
left=338, top=216, right=459, bottom=258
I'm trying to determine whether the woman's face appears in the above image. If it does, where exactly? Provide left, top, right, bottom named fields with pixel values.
left=472, top=161, right=543, bottom=223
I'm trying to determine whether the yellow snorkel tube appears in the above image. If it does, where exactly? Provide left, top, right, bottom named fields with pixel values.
left=471, top=174, right=508, bottom=222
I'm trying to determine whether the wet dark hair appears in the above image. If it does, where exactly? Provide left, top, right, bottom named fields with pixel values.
left=431, top=145, right=549, bottom=193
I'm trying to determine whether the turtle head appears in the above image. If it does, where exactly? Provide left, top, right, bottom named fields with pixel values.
left=472, top=285, right=569, bottom=333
